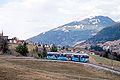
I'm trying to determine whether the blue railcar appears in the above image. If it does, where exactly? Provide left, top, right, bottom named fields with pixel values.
left=80, top=54, right=89, bottom=62
left=71, top=53, right=89, bottom=62
left=47, top=52, right=89, bottom=63
left=47, top=52, right=60, bottom=60
left=57, top=53, right=72, bottom=61
left=72, top=54, right=80, bottom=62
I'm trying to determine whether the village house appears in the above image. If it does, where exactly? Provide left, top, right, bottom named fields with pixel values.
left=9, top=37, right=25, bottom=44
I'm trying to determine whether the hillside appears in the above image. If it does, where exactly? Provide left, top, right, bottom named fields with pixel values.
left=27, top=16, right=116, bottom=46
left=86, top=23, right=120, bottom=44
left=0, top=56, right=119, bottom=80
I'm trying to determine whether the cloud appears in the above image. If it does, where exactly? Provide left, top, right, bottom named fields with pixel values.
left=0, top=0, right=119, bottom=39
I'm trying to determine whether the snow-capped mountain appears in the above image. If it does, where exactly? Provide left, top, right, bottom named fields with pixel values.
left=27, top=16, right=116, bottom=46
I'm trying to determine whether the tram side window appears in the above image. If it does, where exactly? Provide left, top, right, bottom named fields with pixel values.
left=61, top=54, right=63, bottom=57
left=86, top=56, right=89, bottom=58
left=63, top=55, right=66, bottom=57
left=81, top=56, right=89, bottom=58
left=48, top=54, right=53, bottom=56
left=55, top=54, right=59, bottom=57
left=74, top=55, right=78, bottom=58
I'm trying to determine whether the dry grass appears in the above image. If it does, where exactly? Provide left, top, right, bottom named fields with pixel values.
left=0, top=56, right=119, bottom=80
left=90, top=54, right=120, bottom=70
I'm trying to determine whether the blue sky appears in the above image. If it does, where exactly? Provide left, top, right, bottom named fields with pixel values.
left=0, top=0, right=16, bottom=6
left=0, top=0, right=120, bottom=39
left=0, top=0, right=10, bottom=4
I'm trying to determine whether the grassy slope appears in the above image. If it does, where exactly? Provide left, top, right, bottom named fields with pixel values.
left=0, top=59, right=119, bottom=80
left=90, top=54, right=120, bottom=69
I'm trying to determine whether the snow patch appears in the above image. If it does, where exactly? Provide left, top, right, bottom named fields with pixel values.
left=74, top=24, right=84, bottom=29
left=89, top=19, right=100, bottom=25
left=74, top=25, right=80, bottom=29
left=95, top=25, right=98, bottom=27
left=63, top=26, right=71, bottom=27
left=98, top=19, right=100, bottom=22
left=42, top=32, right=46, bottom=34
left=74, top=40, right=86, bottom=46
left=89, top=16, right=95, bottom=19
left=54, top=28, right=60, bottom=31
left=62, top=27, right=69, bottom=32
left=92, top=33, right=97, bottom=36
left=80, top=24, right=84, bottom=29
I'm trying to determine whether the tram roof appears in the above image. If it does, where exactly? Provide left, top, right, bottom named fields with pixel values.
left=47, top=52, right=62, bottom=54
left=47, top=52, right=89, bottom=56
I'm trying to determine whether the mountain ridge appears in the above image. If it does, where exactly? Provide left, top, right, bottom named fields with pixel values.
left=86, top=22, right=120, bottom=44
left=27, top=16, right=116, bottom=46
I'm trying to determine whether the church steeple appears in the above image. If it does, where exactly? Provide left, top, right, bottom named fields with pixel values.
left=2, top=30, right=3, bottom=36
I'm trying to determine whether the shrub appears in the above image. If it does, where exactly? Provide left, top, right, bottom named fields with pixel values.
left=16, top=43, right=29, bottom=56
